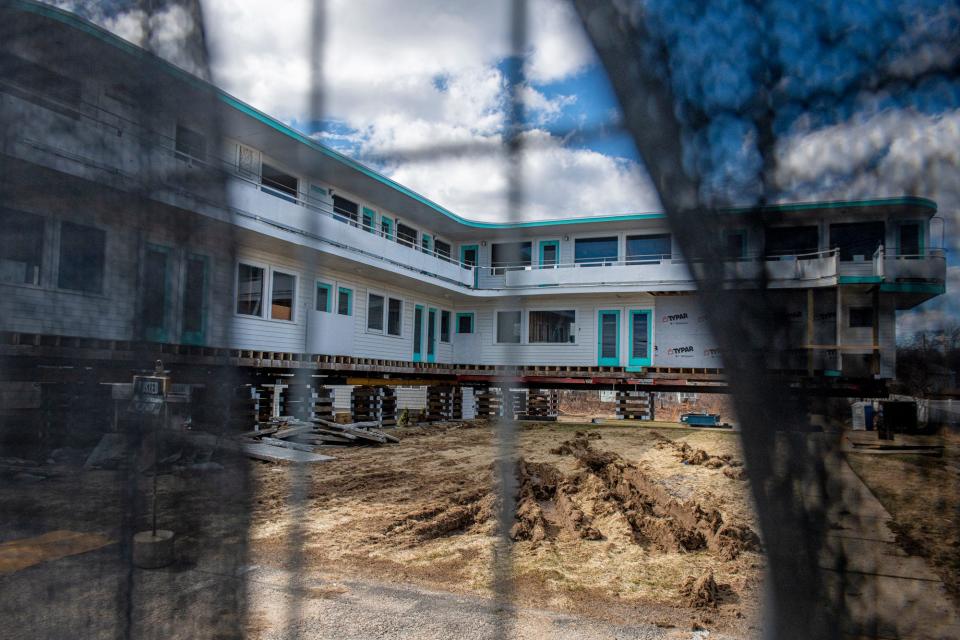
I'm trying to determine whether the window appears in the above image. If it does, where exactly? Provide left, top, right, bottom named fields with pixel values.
left=575, top=236, right=618, bottom=266
left=236, top=263, right=264, bottom=316
left=174, top=124, right=206, bottom=161
left=387, top=298, right=403, bottom=336
left=491, top=241, right=532, bottom=274
left=397, top=222, right=418, bottom=248
left=367, top=293, right=385, bottom=331
left=261, top=162, right=298, bottom=202
left=181, top=255, right=207, bottom=341
left=0, top=52, right=82, bottom=106
left=338, top=287, right=352, bottom=316
left=421, top=234, right=432, bottom=255
left=315, top=281, right=332, bottom=313
left=830, top=222, right=885, bottom=261
left=271, top=271, right=296, bottom=321
left=724, top=230, right=746, bottom=259
left=898, top=222, right=921, bottom=256
left=625, top=234, right=671, bottom=263
left=0, top=208, right=43, bottom=285
left=362, top=207, right=375, bottom=232
left=333, top=195, right=359, bottom=224
left=528, top=310, right=576, bottom=343
left=540, top=241, right=559, bottom=267
left=440, top=310, right=451, bottom=342
left=435, top=239, right=452, bottom=260
left=456, top=313, right=474, bottom=334
left=765, top=226, right=819, bottom=257
left=496, top=310, right=522, bottom=343
left=58, top=222, right=105, bottom=293
left=849, top=307, right=873, bottom=328
left=142, top=245, right=169, bottom=338
left=380, top=216, right=393, bottom=240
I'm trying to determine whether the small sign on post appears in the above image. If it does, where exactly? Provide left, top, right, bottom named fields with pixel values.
left=128, top=375, right=168, bottom=415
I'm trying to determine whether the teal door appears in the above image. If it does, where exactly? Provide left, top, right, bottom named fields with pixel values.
left=597, top=309, right=620, bottom=366
left=143, top=244, right=172, bottom=343
left=627, top=309, right=652, bottom=367
left=461, top=244, right=479, bottom=287
left=427, top=307, right=437, bottom=363
left=180, top=254, right=208, bottom=345
left=413, top=305, right=424, bottom=362
left=539, top=240, right=559, bottom=267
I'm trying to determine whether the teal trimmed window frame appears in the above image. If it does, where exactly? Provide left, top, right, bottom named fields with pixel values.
left=455, top=312, right=475, bottom=334
left=315, top=280, right=333, bottom=313
left=539, top=239, right=560, bottom=267
left=143, top=242, right=173, bottom=343
left=421, top=233, right=432, bottom=255
left=896, top=220, right=925, bottom=256
left=337, top=286, right=353, bottom=316
left=180, top=253, right=209, bottom=346
left=380, top=215, right=393, bottom=240
left=362, top=206, right=376, bottom=233
left=597, top=309, right=621, bottom=366
left=627, top=309, right=652, bottom=367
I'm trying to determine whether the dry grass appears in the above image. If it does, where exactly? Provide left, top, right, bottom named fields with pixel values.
left=248, top=421, right=764, bottom=634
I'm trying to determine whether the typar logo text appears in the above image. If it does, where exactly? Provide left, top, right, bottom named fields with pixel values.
left=667, top=345, right=695, bottom=357
left=662, top=312, right=688, bottom=324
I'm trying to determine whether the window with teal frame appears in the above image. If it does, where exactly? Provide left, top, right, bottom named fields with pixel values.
left=315, top=281, right=332, bottom=313
left=456, top=312, right=474, bottom=334
left=380, top=216, right=393, bottom=240
left=362, top=207, right=376, bottom=233
left=337, top=286, right=352, bottom=316
left=421, top=233, right=432, bottom=255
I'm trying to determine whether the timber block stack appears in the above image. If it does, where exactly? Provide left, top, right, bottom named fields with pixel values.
left=474, top=388, right=502, bottom=419
left=229, top=386, right=260, bottom=430
left=380, top=387, right=397, bottom=427
left=257, top=383, right=286, bottom=422
left=509, top=390, right=527, bottom=420
left=524, top=389, right=559, bottom=418
left=312, top=386, right=334, bottom=423
left=616, top=390, right=654, bottom=420
left=350, top=386, right=397, bottom=427
left=284, top=383, right=315, bottom=420
left=425, top=385, right=462, bottom=422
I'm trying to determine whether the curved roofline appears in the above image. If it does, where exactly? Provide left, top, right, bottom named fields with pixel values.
left=11, top=0, right=939, bottom=230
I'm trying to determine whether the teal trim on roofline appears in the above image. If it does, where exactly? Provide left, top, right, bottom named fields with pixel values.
left=8, top=0, right=940, bottom=231
left=838, top=276, right=884, bottom=284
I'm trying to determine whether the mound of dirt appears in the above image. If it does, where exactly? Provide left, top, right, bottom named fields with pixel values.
left=680, top=570, right=719, bottom=608
left=549, top=431, right=599, bottom=456
left=563, top=439, right=760, bottom=559
left=511, top=459, right=602, bottom=543
left=722, top=466, right=749, bottom=481
left=651, top=433, right=740, bottom=470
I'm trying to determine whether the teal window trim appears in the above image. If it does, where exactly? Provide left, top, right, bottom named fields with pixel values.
left=539, top=239, right=560, bottom=267
left=380, top=215, right=393, bottom=240
left=440, top=309, right=451, bottom=343
left=455, top=312, right=475, bottom=334
left=362, top=206, right=376, bottom=233
left=460, top=244, right=479, bottom=288
left=427, top=307, right=438, bottom=362
left=421, top=233, right=432, bottom=255
left=896, top=220, right=925, bottom=256
left=627, top=309, right=652, bottom=367
left=597, top=309, right=621, bottom=366
left=143, top=243, right=173, bottom=343
left=180, top=252, right=209, bottom=346
left=337, top=286, right=353, bottom=316
left=413, top=304, right=425, bottom=362
left=315, top=280, right=333, bottom=313
left=724, top=229, right=747, bottom=258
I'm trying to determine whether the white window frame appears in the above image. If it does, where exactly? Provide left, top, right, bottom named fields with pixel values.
left=366, top=289, right=386, bottom=334
left=495, top=309, right=524, bottom=344
left=234, top=259, right=269, bottom=319
left=527, top=308, right=577, bottom=345
left=269, top=267, right=299, bottom=323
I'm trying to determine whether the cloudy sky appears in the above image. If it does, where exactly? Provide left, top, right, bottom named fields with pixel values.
left=50, top=0, right=959, bottom=334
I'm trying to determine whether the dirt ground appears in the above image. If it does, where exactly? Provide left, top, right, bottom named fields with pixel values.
left=248, top=421, right=764, bottom=636
left=847, top=430, right=960, bottom=604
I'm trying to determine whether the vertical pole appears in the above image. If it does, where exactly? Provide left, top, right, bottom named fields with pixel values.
left=807, top=289, right=815, bottom=377
left=836, top=286, right=843, bottom=373
left=872, top=287, right=881, bottom=375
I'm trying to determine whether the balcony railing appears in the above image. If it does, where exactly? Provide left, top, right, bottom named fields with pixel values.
left=879, top=247, right=947, bottom=283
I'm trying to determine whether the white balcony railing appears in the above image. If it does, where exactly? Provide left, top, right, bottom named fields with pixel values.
left=879, top=247, right=946, bottom=283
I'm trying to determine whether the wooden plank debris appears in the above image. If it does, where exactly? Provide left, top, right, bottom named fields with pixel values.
left=242, top=443, right=335, bottom=464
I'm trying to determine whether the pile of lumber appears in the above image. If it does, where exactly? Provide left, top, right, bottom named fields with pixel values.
left=239, top=416, right=399, bottom=463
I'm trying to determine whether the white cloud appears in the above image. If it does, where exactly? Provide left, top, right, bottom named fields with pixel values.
left=47, top=0, right=639, bottom=221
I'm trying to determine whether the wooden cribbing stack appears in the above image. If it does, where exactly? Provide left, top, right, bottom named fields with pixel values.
left=312, top=386, right=334, bottom=423
left=521, top=389, right=559, bottom=419
left=616, top=390, right=654, bottom=420
left=350, top=386, right=397, bottom=427
left=425, top=385, right=462, bottom=422
left=474, top=388, right=502, bottom=419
